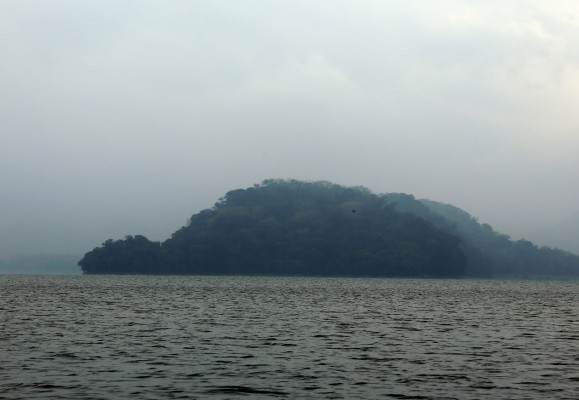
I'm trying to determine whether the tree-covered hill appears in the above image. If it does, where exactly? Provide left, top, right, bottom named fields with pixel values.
left=78, top=179, right=579, bottom=277
left=378, top=193, right=579, bottom=277
left=419, top=199, right=579, bottom=277
left=79, top=180, right=466, bottom=277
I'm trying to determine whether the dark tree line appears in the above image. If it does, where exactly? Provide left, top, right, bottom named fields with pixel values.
left=79, top=235, right=162, bottom=274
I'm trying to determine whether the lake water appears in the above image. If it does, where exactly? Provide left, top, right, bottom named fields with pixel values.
left=0, top=275, right=577, bottom=399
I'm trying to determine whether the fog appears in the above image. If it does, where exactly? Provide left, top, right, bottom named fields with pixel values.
left=2, top=1, right=579, bottom=258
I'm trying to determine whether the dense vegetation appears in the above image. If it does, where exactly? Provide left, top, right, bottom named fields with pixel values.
left=419, top=200, right=579, bottom=277
left=79, top=179, right=579, bottom=277
left=79, top=180, right=465, bottom=277
left=379, top=193, right=579, bottom=277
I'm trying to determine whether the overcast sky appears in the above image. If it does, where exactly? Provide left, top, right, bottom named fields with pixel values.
left=2, top=1, right=579, bottom=258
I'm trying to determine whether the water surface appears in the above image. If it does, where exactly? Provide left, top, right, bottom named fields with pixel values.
left=1, top=276, right=577, bottom=399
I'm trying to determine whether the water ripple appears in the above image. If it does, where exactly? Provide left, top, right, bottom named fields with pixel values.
left=0, top=275, right=577, bottom=399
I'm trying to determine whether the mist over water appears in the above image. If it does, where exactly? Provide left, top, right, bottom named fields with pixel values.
left=1, top=276, right=577, bottom=399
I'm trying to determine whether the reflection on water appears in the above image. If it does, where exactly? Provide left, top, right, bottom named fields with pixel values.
left=1, top=275, right=577, bottom=399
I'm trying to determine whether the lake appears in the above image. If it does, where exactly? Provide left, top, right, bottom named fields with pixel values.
left=0, top=275, right=577, bottom=399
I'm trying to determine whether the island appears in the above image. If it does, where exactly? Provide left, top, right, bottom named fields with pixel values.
left=79, top=179, right=579, bottom=278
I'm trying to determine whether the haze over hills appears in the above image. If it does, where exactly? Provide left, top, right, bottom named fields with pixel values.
left=78, top=179, right=579, bottom=278
left=0, top=254, right=79, bottom=275
left=518, top=214, right=579, bottom=256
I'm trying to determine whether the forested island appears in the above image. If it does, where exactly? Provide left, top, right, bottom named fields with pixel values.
left=79, top=179, right=579, bottom=278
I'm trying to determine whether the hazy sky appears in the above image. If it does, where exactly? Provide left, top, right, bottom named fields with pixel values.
left=2, top=1, right=579, bottom=257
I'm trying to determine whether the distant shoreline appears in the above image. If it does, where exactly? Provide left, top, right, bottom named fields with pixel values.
left=2, top=272, right=577, bottom=282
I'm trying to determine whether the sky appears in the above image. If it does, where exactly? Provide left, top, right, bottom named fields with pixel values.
left=2, top=0, right=579, bottom=259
